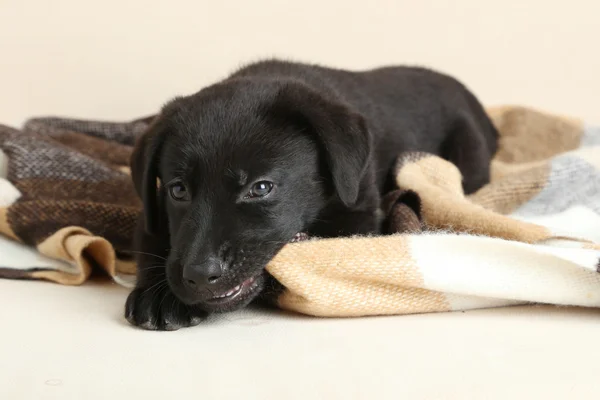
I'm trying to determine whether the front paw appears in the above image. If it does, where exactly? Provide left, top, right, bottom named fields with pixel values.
left=125, top=286, right=208, bottom=331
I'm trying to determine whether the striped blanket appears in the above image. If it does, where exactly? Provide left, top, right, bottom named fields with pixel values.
left=1, top=106, right=599, bottom=317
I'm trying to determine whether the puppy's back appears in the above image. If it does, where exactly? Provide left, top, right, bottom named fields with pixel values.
left=231, top=59, right=498, bottom=192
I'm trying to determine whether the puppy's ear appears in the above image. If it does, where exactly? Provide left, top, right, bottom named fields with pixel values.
left=130, top=117, right=167, bottom=234
left=272, top=82, right=372, bottom=206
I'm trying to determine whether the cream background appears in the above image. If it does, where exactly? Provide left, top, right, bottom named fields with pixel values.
left=1, top=0, right=599, bottom=126
left=1, top=1, right=600, bottom=399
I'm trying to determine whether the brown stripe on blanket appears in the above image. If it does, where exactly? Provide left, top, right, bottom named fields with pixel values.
left=30, top=269, right=88, bottom=285
left=486, top=106, right=584, bottom=163
left=380, top=189, right=423, bottom=234
left=269, top=236, right=450, bottom=317
left=1, top=134, right=124, bottom=183
left=48, top=131, right=133, bottom=168
left=13, top=178, right=140, bottom=207
left=0, top=267, right=38, bottom=280
left=7, top=200, right=138, bottom=251
left=24, top=117, right=150, bottom=146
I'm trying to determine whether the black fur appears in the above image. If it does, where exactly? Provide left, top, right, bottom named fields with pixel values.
left=125, top=59, right=498, bottom=330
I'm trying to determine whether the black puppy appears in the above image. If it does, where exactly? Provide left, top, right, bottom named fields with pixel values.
left=125, top=59, right=498, bottom=330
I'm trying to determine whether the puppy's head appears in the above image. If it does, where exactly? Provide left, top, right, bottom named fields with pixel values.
left=131, top=78, right=371, bottom=312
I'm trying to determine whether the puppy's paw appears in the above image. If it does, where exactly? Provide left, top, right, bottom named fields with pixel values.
left=125, top=287, right=207, bottom=331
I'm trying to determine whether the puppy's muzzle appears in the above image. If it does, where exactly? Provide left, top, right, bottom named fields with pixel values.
left=182, top=257, right=224, bottom=290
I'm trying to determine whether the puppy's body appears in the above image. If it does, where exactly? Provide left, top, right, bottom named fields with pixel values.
left=233, top=61, right=496, bottom=194
left=126, top=60, right=498, bottom=330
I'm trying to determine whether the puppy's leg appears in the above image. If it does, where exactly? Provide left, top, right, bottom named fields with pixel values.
left=441, top=112, right=496, bottom=195
left=125, top=214, right=208, bottom=331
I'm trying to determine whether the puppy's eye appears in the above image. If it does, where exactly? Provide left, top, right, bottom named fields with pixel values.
left=169, top=182, right=189, bottom=201
left=247, top=181, right=273, bottom=199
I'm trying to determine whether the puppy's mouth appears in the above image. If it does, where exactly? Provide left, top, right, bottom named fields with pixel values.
left=205, top=276, right=258, bottom=306
left=194, top=232, right=309, bottom=313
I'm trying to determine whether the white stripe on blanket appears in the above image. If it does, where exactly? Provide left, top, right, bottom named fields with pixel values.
left=0, top=178, right=21, bottom=207
left=0, top=235, right=78, bottom=273
left=445, top=293, right=524, bottom=311
left=512, top=205, right=600, bottom=243
left=409, top=234, right=600, bottom=308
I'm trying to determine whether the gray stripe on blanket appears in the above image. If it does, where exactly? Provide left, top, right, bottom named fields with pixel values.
left=582, top=124, right=600, bottom=146
left=512, top=155, right=600, bottom=217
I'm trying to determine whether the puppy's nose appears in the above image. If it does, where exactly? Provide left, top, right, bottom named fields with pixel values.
left=183, top=258, right=223, bottom=289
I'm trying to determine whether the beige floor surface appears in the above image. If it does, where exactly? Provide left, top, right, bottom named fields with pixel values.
left=1, top=279, right=600, bottom=400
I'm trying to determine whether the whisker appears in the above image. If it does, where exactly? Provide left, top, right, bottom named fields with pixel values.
left=150, top=282, right=169, bottom=301
left=142, top=280, right=167, bottom=297
left=157, top=288, right=169, bottom=312
left=170, top=296, right=178, bottom=317
left=141, top=265, right=167, bottom=271
left=261, top=240, right=293, bottom=246
left=121, top=250, right=168, bottom=261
